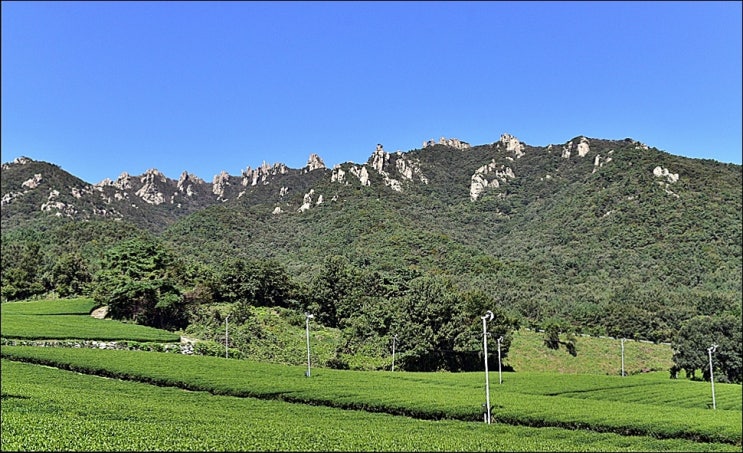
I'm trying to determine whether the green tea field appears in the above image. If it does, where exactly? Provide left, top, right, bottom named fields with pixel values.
left=1, top=298, right=740, bottom=451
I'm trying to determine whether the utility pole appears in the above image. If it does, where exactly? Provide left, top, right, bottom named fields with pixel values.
left=392, top=334, right=397, bottom=372
left=305, top=313, right=314, bottom=377
left=225, top=315, right=230, bottom=359
left=481, top=310, right=494, bottom=424
left=708, top=344, right=718, bottom=409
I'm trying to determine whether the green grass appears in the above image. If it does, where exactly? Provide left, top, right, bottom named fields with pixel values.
left=1, top=297, right=739, bottom=451
left=1, top=298, right=180, bottom=342
left=0, top=297, right=97, bottom=315
left=2, top=359, right=739, bottom=452
left=2, top=298, right=675, bottom=376
left=2, top=346, right=740, bottom=446
left=188, top=304, right=675, bottom=375
left=506, top=328, right=674, bottom=375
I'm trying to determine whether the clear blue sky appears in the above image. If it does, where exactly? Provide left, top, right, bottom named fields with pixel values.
left=2, top=1, right=741, bottom=184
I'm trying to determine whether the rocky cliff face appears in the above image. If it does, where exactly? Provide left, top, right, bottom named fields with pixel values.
left=331, top=144, right=428, bottom=193
left=5, top=132, right=676, bottom=229
left=470, top=160, right=516, bottom=201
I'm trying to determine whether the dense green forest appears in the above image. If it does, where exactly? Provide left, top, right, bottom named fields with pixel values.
left=2, top=136, right=741, bottom=378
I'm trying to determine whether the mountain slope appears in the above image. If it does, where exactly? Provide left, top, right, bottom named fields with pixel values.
left=2, top=133, right=741, bottom=341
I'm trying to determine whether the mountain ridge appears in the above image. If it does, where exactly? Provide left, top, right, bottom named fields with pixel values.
left=2, top=131, right=740, bottom=344
left=2, top=132, right=683, bottom=229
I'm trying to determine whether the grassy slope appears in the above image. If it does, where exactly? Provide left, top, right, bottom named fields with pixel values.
left=0, top=298, right=181, bottom=342
left=1, top=298, right=673, bottom=374
left=194, top=306, right=675, bottom=375
left=506, top=328, right=673, bottom=375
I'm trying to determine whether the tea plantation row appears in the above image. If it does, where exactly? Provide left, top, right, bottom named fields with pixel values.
left=2, top=346, right=740, bottom=445
left=2, top=359, right=739, bottom=452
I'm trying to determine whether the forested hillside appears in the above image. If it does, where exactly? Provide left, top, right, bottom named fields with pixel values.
left=2, top=133, right=740, bottom=377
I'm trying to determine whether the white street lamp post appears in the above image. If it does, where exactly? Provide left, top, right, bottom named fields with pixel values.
left=392, top=334, right=398, bottom=372
left=708, top=344, right=718, bottom=410
left=305, top=313, right=314, bottom=377
left=497, top=336, right=503, bottom=385
left=225, top=315, right=230, bottom=359
left=621, top=338, right=625, bottom=377
left=481, top=310, right=494, bottom=424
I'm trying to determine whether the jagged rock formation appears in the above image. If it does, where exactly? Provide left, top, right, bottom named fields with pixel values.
left=305, top=153, right=326, bottom=172
left=1, top=156, right=32, bottom=170
left=423, top=137, right=471, bottom=150
left=135, top=169, right=168, bottom=205
left=298, top=189, right=325, bottom=212
left=379, top=145, right=428, bottom=184
left=592, top=151, right=614, bottom=173
left=22, top=174, right=43, bottom=189
left=41, top=189, right=78, bottom=217
left=331, top=165, right=346, bottom=184
left=212, top=171, right=231, bottom=198
left=176, top=171, right=203, bottom=197
left=95, top=172, right=133, bottom=190
left=653, top=165, right=680, bottom=198
left=470, top=160, right=516, bottom=201
left=332, top=144, right=428, bottom=192
left=348, top=165, right=371, bottom=186
left=8, top=132, right=721, bottom=233
left=561, top=137, right=591, bottom=159
left=242, top=162, right=289, bottom=187
left=498, top=133, right=525, bottom=158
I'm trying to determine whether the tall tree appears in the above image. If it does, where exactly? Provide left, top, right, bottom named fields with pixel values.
left=672, top=314, right=742, bottom=384
left=0, top=240, right=46, bottom=301
left=48, top=252, right=92, bottom=297
left=217, top=258, right=294, bottom=308
left=92, top=238, right=188, bottom=330
left=393, top=276, right=464, bottom=371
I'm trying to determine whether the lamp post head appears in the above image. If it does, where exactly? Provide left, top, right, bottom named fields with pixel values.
left=305, top=313, right=314, bottom=319
left=481, top=310, right=494, bottom=321
left=708, top=344, right=718, bottom=354
left=497, top=336, right=503, bottom=343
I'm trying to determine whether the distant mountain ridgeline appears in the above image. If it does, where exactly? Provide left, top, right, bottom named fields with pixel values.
left=2, top=133, right=741, bottom=353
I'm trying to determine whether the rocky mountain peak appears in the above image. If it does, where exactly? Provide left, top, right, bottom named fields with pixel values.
left=242, top=161, right=289, bottom=186
left=499, top=133, right=525, bottom=158
left=134, top=169, right=169, bottom=205
left=177, top=171, right=204, bottom=196
left=423, top=137, right=471, bottom=150
left=1, top=156, right=33, bottom=171
left=305, top=153, right=326, bottom=172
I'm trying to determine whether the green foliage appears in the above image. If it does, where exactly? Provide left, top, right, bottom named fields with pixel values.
left=192, top=340, right=241, bottom=359
left=47, top=252, right=92, bottom=298
left=0, top=238, right=46, bottom=301
left=216, top=257, right=294, bottom=308
left=543, top=322, right=561, bottom=350
left=2, top=138, right=742, bottom=361
left=393, top=276, right=466, bottom=371
left=92, top=238, right=188, bottom=330
left=672, top=314, right=742, bottom=383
